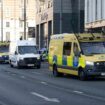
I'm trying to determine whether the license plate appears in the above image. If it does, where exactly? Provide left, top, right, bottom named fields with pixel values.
left=101, top=73, right=105, bottom=76
left=28, top=64, right=34, bottom=66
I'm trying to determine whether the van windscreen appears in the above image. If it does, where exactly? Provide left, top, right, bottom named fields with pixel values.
left=0, top=46, right=9, bottom=53
left=18, top=46, right=38, bottom=54
left=80, top=42, right=105, bottom=55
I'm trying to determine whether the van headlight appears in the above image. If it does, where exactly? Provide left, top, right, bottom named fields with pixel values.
left=19, top=57, right=24, bottom=60
left=37, top=57, right=40, bottom=60
left=86, top=61, right=94, bottom=66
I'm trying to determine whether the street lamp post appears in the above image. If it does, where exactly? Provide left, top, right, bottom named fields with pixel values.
left=78, top=0, right=80, bottom=33
left=1, top=0, right=3, bottom=41
left=60, top=0, right=62, bottom=34
left=24, top=0, right=26, bottom=40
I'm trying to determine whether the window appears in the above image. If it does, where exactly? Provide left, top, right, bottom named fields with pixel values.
left=6, top=22, right=10, bottom=27
left=73, top=43, right=79, bottom=55
left=51, top=1, right=53, bottom=7
left=63, top=42, right=71, bottom=56
left=48, top=1, right=50, bottom=8
left=39, top=7, right=41, bottom=12
left=48, top=1, right=53, bottom=8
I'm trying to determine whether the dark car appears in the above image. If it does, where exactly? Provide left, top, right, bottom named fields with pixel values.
left=0, top=46, right=9, bottom=63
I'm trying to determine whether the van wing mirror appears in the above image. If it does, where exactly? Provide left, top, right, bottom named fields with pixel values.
left=75, top=51, right=81, bottom=57
left=15, top=51, right=18, bottom=55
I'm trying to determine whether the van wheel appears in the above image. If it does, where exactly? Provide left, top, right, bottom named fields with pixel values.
left=10, top=61, right=13, bottom=68
left=10, top=64, right=13, bottom=68
left=79, top=70, right=87, bottom=81
left=17, top=65, right=21, bottom=69
left=17, top=62, right=21, bottom=69
left=53, top=65, right=62, bottom=77
left=37, top=64, right=41, bottom=69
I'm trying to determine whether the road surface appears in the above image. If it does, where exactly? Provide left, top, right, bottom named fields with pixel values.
left=0, top=63, right=105, bottom=105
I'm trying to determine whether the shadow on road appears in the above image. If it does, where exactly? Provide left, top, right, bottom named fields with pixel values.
left=61, top=74, right=105, bottom=81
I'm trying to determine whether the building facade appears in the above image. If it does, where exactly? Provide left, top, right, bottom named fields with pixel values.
left=85, top=0, right=105, bottom=32
left=0, top=0, right=35, bottom=41
left=35, top=0, right=84, bottom=48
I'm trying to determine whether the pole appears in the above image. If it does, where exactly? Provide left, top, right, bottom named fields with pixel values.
left=1, top=0, right=3, bottom=41
left=24, top=0, right=26, bottom=40
left=78, top=0, right=80, bottom=33
left=60, top=0, right=62, bottom=34
left=14, top=0, right=16, bottom=40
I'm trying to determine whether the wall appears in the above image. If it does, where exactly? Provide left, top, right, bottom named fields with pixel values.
left=0, top=0, right=36, bottom=41
left=85, top=0, right=105, bottom=27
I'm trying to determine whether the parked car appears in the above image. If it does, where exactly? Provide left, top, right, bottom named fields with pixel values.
left=0, top=45, right=9, bottom=63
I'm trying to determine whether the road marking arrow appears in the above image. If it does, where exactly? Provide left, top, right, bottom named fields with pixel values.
left=41, top=81, right=47, bottom=85
left=31, top=92, right=60, bottom=103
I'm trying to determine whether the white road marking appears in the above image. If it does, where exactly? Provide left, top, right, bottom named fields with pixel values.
left=20, top=76, right=25, bottom=78
left=82, top=93, right=105, bottom=101
left=41, top=81, right=47, bottom=85
left=11, top=73, right=16, bottom=76
left=73, top=91, right=83, bottom=94
left=73, top=91, right=105, bottom=101
left=32, top=72, right=41, bottom=75
left=31, top=92, right=60, bottom=103
left=47, top=84, right=105, bottom=102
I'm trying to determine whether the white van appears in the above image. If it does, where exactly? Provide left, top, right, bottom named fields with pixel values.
left=9, top=40, right=41, bottom=69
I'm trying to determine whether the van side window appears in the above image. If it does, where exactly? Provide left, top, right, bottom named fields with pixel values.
left=73, top=43, right=79, bottom=55
left=63, top=42, right=71, bottom=56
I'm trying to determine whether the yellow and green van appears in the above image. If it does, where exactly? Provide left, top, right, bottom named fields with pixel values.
left=0, top=42, right=9, bottom=63
left=48, top=33, right=105, bottom=80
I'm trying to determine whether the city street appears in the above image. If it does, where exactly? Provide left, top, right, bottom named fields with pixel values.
left=0, top=63, right=104, bottom=105
left=0, top=0, right=105, bottom=105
